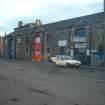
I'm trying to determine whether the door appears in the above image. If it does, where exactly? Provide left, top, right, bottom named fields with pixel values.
left=8, top=38, right=16, bottom=59
left=56, top=55, right=65, bottom=66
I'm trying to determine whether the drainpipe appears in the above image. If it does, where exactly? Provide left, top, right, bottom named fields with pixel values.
left=44, top=32, right=47, bottom=61
left=104, top=0, right=105, bottom=66
left=89, top=24, right=92, bottom=65
left=14, top=36, right=16, bottom=59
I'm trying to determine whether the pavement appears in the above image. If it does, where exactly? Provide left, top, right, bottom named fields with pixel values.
left=0, top=58, right=105, bottom=105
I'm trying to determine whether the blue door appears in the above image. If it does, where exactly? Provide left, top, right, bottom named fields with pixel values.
left=8, top=38, right=16, bottom=59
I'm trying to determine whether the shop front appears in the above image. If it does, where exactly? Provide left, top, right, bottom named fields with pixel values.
left=73, top=28, right=89, bottom=65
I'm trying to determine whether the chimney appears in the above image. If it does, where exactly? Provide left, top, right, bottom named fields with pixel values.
left=4, top=32, right=6, bottom=37
left=35, top=19, right=42, bottom=26
left=18, top=21, right=23, bottom=28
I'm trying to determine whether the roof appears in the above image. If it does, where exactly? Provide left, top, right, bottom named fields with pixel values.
left=73, top=12, right=104, bottom=27
left=40, top=12, right=104, bottom=31
left=6, top=12, right=104, bottom=37
left=5, top=32, right=15, bottom=38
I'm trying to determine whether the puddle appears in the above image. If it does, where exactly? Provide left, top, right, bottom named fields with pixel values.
left=10, top=97, right=20, bottom=102
left=0, top=75, right=8, bottom=80
left=96, top=81, right=104, bottom=84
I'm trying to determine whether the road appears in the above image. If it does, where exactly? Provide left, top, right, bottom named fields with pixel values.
left=0, top=58, right=105, bottom=105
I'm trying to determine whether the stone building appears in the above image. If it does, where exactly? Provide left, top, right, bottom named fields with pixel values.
left=4, top=12, right=104, bottom=66
left=0, top=36, right=3, bottom=56
left=36, top=12, right=104, bottom=65
left=4, top=22, right=36, bottom=59
left=3, top=32, right=16, bottom=58
left=14, top=22, right=35, bottom=60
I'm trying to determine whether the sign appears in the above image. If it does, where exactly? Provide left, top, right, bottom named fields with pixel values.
left=75, top=28, right=86, bottom=37
left=35, top=37, right=40, bottom=43
left=91, top=50, right=97, bottom=53
left=73, top=37, right=86, bottom=42
left=86, top=50, right=90, bottom=56
left=58, top=40, right=67, bottom=47
left=74, top=43, right=86, bottom=48
left=17, top=38, right=21, bottom=44
left=71, top=50, right=74, bottom=56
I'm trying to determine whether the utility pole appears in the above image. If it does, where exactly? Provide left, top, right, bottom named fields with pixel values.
left=89, top=24, right=92, bottom=65
left=104, top=0, right=105, bottom=66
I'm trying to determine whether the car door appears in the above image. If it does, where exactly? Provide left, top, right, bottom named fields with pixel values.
left=58, top=56, right=65, bottom=66
left=55, top=56, right=63, bottom=65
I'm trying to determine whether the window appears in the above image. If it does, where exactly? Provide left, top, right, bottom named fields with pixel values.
left=17, top=38, right=21, bottom=44
left=26, top=48, right=29, bottom=53
left=46, top=34, right=51, bottom=42
left=47, top=48, right=51, bottom=54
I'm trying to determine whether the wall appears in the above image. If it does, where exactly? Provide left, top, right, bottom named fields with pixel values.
left=0, top=37, right=3, bottom=56
left=44, top=28, right=69, bottom=56
left=91, top=22, right=104, bottom=66
left=16, top=35, right=32, bottom=60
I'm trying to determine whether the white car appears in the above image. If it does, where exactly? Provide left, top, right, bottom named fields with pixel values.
left=54, top=55, right=81, bottom=67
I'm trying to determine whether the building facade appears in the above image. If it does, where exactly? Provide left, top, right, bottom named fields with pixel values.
left=4, top=12, right=104, bottom=66
left=0, top=36, right=4, bottom=56
left=36, top=12, right=104, bottom=65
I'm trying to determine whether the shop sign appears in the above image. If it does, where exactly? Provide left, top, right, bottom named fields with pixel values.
left=17, top=38, right=21, bottom=44
left=73, top=37, right=86, bottom=42
left=86, top=50, right=90, bottom=56
left=58, top=40, right=67, bottom=47
left=71, top=50, right=74, bottom=56
left=75, top=43, right=86, bottom=48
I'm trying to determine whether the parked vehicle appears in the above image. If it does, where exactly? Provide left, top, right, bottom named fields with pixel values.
left=54, top=55, right=81, bottom=67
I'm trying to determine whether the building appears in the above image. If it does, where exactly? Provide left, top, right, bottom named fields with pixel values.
left=36, top=12, right=104, bottom=65
left=0, top=36, right=4, bottom=56
left=4, top=12, right=104, bottom=66
left=4, top=22, right=34, bottom=59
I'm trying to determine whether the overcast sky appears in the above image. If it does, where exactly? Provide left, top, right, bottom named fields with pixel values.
left=0, top=0, right=103, bottom=36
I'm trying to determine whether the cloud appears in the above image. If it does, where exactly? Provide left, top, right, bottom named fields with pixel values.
left=0, top=22, right=7, bottom=28
left=0, top=0, right=103, bottom=20
left=0, top=0, right=103, bottom=36
left=0, top=32, right=5, bottom=36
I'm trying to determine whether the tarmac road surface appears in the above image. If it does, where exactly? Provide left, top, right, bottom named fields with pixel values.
left=0, top=58, right=105, bottom=105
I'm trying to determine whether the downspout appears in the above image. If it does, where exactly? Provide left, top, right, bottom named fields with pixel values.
left=104, top=0, right=105, bottom=66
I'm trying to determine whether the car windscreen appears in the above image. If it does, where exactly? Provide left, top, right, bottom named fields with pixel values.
left=64, top=56, right=73, bottom=60
left=56, top=56, right=64, bottom=60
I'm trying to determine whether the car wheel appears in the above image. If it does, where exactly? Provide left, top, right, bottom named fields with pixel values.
left=75, top=65, right=80, bottom=68
left=66, top=63, right=70, bottom=68
left=54, top=62, right=57, bottom=67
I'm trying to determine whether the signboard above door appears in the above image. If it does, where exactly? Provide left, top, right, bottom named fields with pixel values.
left=73, top=37, right=86, bottom=42
left=58, top=40, right=67, bottom=47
